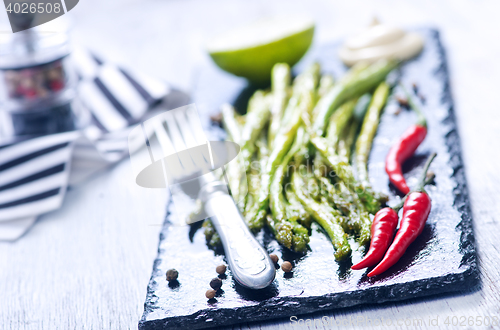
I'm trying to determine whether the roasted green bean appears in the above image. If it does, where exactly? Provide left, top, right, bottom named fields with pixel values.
left=355, top=82, right=390, bottom=187
left=269, top=128, right=310, bottom=252
left=268, top=63, right=291, bottom=147
left=221, top=103, right=242, bottom=144
left=240, top=90, right=271, bottom=164
left=200, top=61, right=397, bottom=259
left=249, top=68, right=317, bottom=227
left=312, top=60, right=397, bottom=136
left=291, top=171, right=351, bottom=260
left=311, top=136, right=381, bottom=214
left=317, top=74, right=335, bottom=99
left=325, top=98, right=358, bottom=149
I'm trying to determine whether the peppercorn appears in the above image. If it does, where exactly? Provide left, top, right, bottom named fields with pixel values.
left=210, top=112, right=223, bottom=124
left=216, top=264, right=226, bottom=275
left=269, top=254, right=279, bottom=264
left=210, top=277, right=222, bottom=290
left=205, top=289, right=216, bottom=300
left=395, top=96, right=409, bottom=108
left=412, top=82, right=419, bottom=94
left=166, top=269, right=178, bottom=282
left=281, top=261, right=293, bottom=273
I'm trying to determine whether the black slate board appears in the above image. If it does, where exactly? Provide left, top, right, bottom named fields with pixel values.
left=139, top=28, right=478, bottom=330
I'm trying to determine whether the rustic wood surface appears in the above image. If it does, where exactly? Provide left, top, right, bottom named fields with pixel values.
left=1, top=0, right=499, bottom=329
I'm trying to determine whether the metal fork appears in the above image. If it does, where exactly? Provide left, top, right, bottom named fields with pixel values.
left=150, top=105, right=275, bottom=289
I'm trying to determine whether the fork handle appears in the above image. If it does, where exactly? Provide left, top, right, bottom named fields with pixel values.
left=200, top=182, right=275, bottom=289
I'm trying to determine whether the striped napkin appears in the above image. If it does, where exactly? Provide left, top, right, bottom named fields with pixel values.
left=0, top=49, right=185, bottom=240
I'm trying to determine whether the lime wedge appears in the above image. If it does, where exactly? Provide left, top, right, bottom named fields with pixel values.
left=207, top=16, right=315, bottom=85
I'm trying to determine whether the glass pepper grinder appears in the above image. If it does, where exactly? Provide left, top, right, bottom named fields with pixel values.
left=0, top=16, right=87, bottom=141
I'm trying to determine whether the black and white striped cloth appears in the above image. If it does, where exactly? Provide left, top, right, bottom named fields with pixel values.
left=0, top=49, right=175, bottom=240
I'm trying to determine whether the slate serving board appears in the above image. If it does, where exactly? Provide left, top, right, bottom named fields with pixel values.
left=139, top=28, right=478, bottom=330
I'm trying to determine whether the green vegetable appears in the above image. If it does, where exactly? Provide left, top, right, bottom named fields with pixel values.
left=244, top=138, right=268, bottom=231
left=199, top=61, right=399, bottom=259
left=269, top=128, right=310, bottom=252
left=221, top=103, right=242, bottom=144
left=286, top=188, right=312, bottom=229
left=325, top=98, right=358, bottom=149
left=240, top=90, right=271, bottom=164
left=310, top=136, right=381, bottom=214
left=291, top=171, right=351, bottom=260
left=355, top=82, right=390, bottom=187
left=335, top=181, right=372, bottom=245
left=312, top=60, right=397, bottom=136
left=268, top=63, right=291, bottom=146
left=248, top=66, right=317, bottom=228
left=317, top=74, right=335, bottom=99
left=336, top=93, right=372, bottom=162
left=202, top=219, right=222, bottom=248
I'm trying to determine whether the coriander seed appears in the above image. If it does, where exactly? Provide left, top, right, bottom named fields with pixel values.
left=281, top=261, right=293, bottom=273
left=205, top=289, right=216, bottom=300
left=269, top=254, right=279, bottom=264
left=216, top=264, right=226, bottom=275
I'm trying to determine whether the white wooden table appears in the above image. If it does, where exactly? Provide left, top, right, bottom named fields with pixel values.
left=1, top=0, right=500, bottom=329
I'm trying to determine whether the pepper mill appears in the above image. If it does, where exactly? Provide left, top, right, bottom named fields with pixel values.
left=0, top=17, right=85, bottom=141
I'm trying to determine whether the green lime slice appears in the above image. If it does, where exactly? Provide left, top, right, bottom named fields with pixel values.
left=207, top=16, right=315, bottom=85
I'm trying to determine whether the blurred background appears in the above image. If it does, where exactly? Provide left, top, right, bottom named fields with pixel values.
left=1, top=0, right=500, bottom=329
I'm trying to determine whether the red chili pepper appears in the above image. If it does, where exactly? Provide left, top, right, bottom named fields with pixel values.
left=385, top=85, right=427, bottom=195
left=351, top=171, right=435, bottom=272
left=351, top=207, right=399, bottom=270
left=385, top=124, right=427, bottom=194
left=367, top=192, right=431, bottom=277
left=368, top=153, right=436, bottom=277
